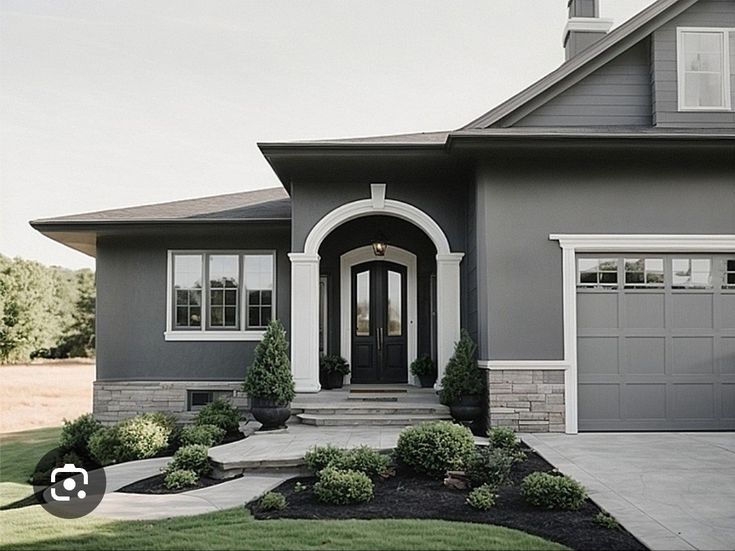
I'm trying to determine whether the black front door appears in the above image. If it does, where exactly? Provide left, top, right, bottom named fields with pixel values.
left=351, top=261, right=407, bottom=384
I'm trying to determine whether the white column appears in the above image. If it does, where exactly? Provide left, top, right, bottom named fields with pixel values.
left=561, top=245, right=578, bottom=434
left=435, top=253, right=464, bottom=390
left=288, top=253, right=321, bottom=393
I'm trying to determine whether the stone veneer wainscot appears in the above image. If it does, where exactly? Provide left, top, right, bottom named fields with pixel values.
left=487, top=370, right=565, bottom=433
left=93, top=381, right=248, bottom=424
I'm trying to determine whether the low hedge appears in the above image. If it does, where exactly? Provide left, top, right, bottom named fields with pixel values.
left=179, top=424, right=226, bottom=447
left=395, top=421, right=475, bottom=478
left=166, top=444, right=211, bottom=476
left=164, top=469, right=198, bottom=490
left=521, top=471, right=588, bottom=510
left=194, top=399, right=241, bottom=435
left=313, top=467, right=374, bottom=505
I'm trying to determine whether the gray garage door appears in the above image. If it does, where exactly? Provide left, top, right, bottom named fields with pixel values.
left=577, top=254, right=735, bottom=431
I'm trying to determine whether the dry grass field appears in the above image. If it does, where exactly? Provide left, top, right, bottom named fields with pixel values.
left=0, top=359, right=94, bottom=433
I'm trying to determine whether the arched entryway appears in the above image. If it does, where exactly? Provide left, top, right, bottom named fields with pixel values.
left=289, top=184, right=463, bottom=392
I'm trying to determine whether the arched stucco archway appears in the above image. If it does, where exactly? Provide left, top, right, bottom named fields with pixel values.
left=289, top=184, right=464, bottom=392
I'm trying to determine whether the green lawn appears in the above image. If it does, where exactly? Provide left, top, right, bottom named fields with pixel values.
left=0, top=427, right=61, bottom=507
left=0, top=427, right=567, bottom=551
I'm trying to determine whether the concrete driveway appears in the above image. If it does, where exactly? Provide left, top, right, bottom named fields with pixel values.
left=522, top=433, right=735, bottom=551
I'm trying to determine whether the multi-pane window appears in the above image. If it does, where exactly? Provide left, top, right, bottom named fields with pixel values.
left=672, top=258, right=712, bottom=289
left=722, top=259, right=735, bottom=288
left=245, top=255, right=274, bottom=329
left=208, top=255, right=239, bottom=328
left=577, top=258, right=618, bottom=288
left=174, top=255, right=203, bottom=328
left=678, top=29, right=731, bottom=110
left=624, top=258, right=664, bottom=288
left=170, top=252, right=275, bottom=332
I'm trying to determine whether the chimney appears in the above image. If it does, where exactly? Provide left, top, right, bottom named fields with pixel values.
left=563, top=0, right=613, bottom=60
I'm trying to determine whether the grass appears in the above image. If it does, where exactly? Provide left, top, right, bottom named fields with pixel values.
left=0, top=427, right=61, bottom=507
left=0, top=508, right=566, bottom=550
left=0, top=427, right=567, bottom=551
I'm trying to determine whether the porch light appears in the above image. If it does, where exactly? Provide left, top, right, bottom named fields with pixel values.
left=372, top=237, right=387, bottom=256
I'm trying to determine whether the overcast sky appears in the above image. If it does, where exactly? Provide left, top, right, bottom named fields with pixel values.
left=1, top=0, right=657, bottom=269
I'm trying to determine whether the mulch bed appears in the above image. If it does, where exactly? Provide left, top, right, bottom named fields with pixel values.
left=117, top=473, right=242, bottom=495
left=247, top=447, right=646, bottom=551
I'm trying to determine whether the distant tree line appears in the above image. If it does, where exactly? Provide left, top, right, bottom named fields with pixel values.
left=0, top=255, right=95, bottom=363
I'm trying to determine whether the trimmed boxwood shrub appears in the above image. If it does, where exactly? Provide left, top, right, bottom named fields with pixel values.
left=329, top=446, right=391, bottom=478
left=88, top=426, right=126, bottom=465
left=194, top=399, right=241, bottom=435
left=488, top=427, right=519, bottom=450
left=395, top=421, right=475, bottom=478
left=465, top=447, right=514, bottom=488
left=320, top=354, right=350, bottom=376
left=304, top=445, right=347, bottom=474
left=166, top=444, right=211, bottom=476
left=467, top=484, right=497, bottom=511
left=259, top=491, right=287, bottom=511
left=521, top=471, right=588, bottom=510
left=313, top=467, right=374, bottom=505
left=117, top=415, right=170, bottom=460
left=179, top=424, right=226, bottom=447
left=59, top=414, right=102, bottom=457
left=164, top=469, right=198, bottom=490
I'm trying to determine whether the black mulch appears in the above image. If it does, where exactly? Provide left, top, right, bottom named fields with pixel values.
left=247, top=447, right=646, bottom=551
left=117, top=473, right=242, bottom=495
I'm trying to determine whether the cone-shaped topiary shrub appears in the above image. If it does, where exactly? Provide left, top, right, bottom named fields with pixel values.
left=439, top=330, right=486, bottom=406
left=243, top=319, right=295, bottom=405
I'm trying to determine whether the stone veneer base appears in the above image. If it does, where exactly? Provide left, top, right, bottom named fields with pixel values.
left=487, top=370, right=565, bottom=433
left=93, top=381, right=248, bottom=424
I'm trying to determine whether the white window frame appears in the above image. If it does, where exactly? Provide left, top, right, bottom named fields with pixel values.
left=165, top=250, right=276, bottom=341
left=676, top=27, right=733, bottom=112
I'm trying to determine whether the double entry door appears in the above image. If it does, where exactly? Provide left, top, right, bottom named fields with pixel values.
left=351, top=261, right=407, bottom=384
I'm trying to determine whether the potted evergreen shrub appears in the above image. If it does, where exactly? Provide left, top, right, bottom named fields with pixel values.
left=243, top=319, right=295, bottom=430
left=319, top=354, right=350, bottom=389
left=440, top=330, right=486, bottom=423
left=410, top=355, right=436, bottom=388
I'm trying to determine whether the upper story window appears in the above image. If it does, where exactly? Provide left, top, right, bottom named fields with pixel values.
left=167, top=251, right=275, bottom=341
left=677, top=28, right=732, bottom=111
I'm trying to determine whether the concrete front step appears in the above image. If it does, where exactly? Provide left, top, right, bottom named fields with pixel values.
left=297, top=413, right=452, bottom=426
left=291, top=404, right=449, bottom=415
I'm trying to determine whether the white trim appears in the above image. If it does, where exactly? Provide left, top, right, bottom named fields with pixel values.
left=479, top=360, right=570, bottom=371
left=319, top=275, right=328, bottom=354
left=563, top=17, right=613, bottom=42
left=676, top=27, right=733, bottom=112
left=548, top=234, right=735, bottom=434
left=291, top=187, right=462, bottom=394
left=164, top=330, right=265, bottom=342
left=303, top=198, right=452, bottom=257
left=164, top=249, right=276, bottom=342
left=370, top=183, right=386, bottom=209
left=340, top=245, right=418, bottom=385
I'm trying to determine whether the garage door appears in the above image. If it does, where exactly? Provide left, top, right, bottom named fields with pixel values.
left=577, top=254, right=735, bottom=431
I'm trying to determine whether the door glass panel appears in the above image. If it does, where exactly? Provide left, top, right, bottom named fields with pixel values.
left=355, top=270, right=370, bottom=336
left=388, top=270, right=402, bottom=336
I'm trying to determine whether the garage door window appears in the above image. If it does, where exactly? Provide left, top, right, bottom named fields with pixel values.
left=624, top=258, right=664, bottom=288
left=724, top=259, right=735, bottom=288
left=578, top=258, right=618, bottom=287
left=672, top=258, right=712, bottom=289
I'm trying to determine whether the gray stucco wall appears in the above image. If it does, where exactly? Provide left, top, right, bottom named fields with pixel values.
left=290, top=179, right=468, bottom=255
left=475, top=152, right=735, bottom=361
left=653, top=0, right=735, bottom=128
left=517, top=40, right=653, bottom=127
left=96, top=224, right=291, bottom=381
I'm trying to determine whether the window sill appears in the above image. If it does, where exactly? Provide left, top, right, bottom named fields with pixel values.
left=164, top=330, right=266, bottom=342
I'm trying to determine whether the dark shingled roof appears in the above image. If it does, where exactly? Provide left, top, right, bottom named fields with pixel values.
left=31, top=187, right=290, bottom=226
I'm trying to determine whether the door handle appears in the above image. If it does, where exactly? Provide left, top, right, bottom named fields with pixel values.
left=377, top=327, right=383, bottom=351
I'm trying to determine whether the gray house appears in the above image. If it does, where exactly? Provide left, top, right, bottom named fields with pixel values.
left=33, top=0, right=734, bottom=433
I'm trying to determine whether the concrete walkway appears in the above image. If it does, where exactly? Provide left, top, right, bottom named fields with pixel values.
left=522, top=432, right=735, bottom=551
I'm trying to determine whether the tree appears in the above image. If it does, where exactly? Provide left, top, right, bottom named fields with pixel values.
left=0, top=256, right=61, bottom=362
left=242, top=319, right=295, bottom=405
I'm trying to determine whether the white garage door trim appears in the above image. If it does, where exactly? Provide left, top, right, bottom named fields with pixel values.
left=550, top=234, right=735, bottom=434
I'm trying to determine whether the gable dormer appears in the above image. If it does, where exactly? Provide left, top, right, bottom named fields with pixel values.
left=651, top=0, right=735, bottom=127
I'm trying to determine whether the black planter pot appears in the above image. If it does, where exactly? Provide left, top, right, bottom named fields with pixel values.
left=449, top=394, right=483, bottom=423
left=250, top=397, right=291, bottom=430
left=321, top=371, right=345, bottom=390
left=417, top=374, right=436, bottom=388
